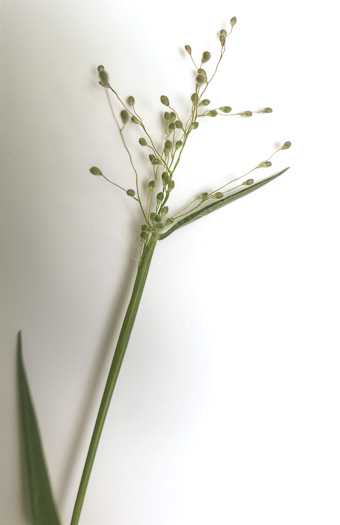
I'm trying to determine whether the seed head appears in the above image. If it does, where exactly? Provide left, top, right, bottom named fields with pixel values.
left=261, top=107, right=273, bottom=113
left=127, top=96, right=135, bottom=106
left=126, top=189, right=135, bottom=197
left=230, top=17, right=237, bottom=28
left=212, top=192, right=224, bottom=199
left=175, top=120, right=183, bottom=129
left=196, top=74, right=206, bottom=85
left=160, top=95, right=170, bottom=106
left=207, top=110, right=218, bottom=117
left=220, top=106, right=232, bottom=113
left=89, top=166, right=102, bottom=176
left=199, top=99, right=211, bottom=106
left=168, top=180, right=175, bottom=191
left=184, top=45, right=192, bottom=55
left=156, top=192, right=164, bottom=202
left=120, top=110, right=129, bottom=124
left=139, top=137, right=147, bottom=146
left=281, top=141, right=292, bottom=150
left=164, top=140, right=172, bottom=150
left=257, top=161, right=272, bottom=168
left=190, top=121, right=199, bottom=130
left=202, top=51, right=211, bottom=63
left=162, top=172, right=170, bottom=184
left=98, top=67, right=109, bottom=87
left=191, top=93, right=199, bottom=106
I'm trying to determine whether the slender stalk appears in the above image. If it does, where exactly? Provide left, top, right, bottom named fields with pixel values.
left=70, top=233, right=158, bottom=525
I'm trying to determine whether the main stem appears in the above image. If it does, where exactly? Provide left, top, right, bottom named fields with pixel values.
left=70, top=233, right=158, bottom=525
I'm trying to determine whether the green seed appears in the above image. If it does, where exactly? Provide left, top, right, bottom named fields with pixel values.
left=160, top=206, right=169, bottom=217
left=127, top=96, right=135, bottom=106
left=199, top=99, right=210, bottom=106
left=190, top=121, right=199, bottom=130
left=131, top=116, right=140, bottom=124
left=207, top=110, right=217, bottom=117
left=220, top=29, right=227, bottom=37
left=139, top=137, right=147, bottom=146
left=175, top=140, right=183, bottom=150
left=184, top=45, right=192, bottom=55
left=281, top=141, right=292, bottom=149
left=168, top=122, right=175, bottom=131
left=202, top=51, right=211, bottom=63
left=164, top=140, right=172, bottom=150
left=196, top=74, right=205, bottom=85
left=261, top=107, right=273, bottom=113
left=156, top=192, right=164, bottom=202
left=199, top=192, right=209, bottom=200
left=220, top=106, right=232, bottom=113
left=160, top=95, right=170, bottom=106
left=120, top=110, right=129, bottom=123
left=257, top=161, right=272, bottom=168
left=240, top=111, right=252, bottom=117
left=140, top=231, right=149, bottom=242
left=242, top=179, right=254, bottom=186
left=89, top=166, right=102, bottom=176
left=168, top=180, right=175, bottom=191
left=175, top=120, right=183, bottom=129
left=164, top=111, right=170, bottom=120
left=153, top=214, right=162, bottom=223
left=126, top=189, right=135, bottom=197
left=191, top=93, right=199, bottom=106
left=212, top=192, right=224, bottom=199
left=230, top=17, right=237, bottom=28
left=148, top=180, right=155, bottom=190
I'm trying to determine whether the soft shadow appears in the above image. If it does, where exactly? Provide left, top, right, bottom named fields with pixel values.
left=57, top=225, right=143, bottom=511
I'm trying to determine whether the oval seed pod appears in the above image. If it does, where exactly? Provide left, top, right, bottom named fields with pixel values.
left=191, top=93, right=198, bottom=106
left=230, top=17, right=237, bottom=28
left=98, top=68, right=109, bottom=87
left=242, top=179, right=254, bottom=186
left=202, top=51, right=211, bottom=63
left=175, top=140, right=183, bottom=150
left=162, top=172, right=170, bottom=184
left=240, top=111, right=252, bottom=117
left=190, top=121, right=199, bottom=130
left=196, top=74, right=206, bottom=85
left=212, top=192, right=224, bottom=199
left=97, top=65, right=104, bottom=71
left=127, top=96, right=135, bottom=106
left=199, top=192, right=209, bottom=200
left=197, top=68, right=207, bottom=77
left=156, top=192, right=164, bottom=202
left=281, top=141, right=292, bottom=149
left=168, top=180, right=175, bottom=191
left=199, top=99, right=210, bottom=106
left=153, top=214, right=162, bottom=223
left=164, top=111, right=170, bottom=120
left=219, top=29, right=227, bottom=37
left=261, top=107, right=273, bottom=113
left=160, top=95, right=170, bottom=106
left=126, top=189, right=135, bottom=197
left=220, top=35, right=226, bottom=45
left=164, top=140, right=172, bottom=150
left=148, top=180, right=155, bottom=190
left=160, top=206, right=169, bottom=217
left=120, top=110, right=129, bottom=123
left=257, top=161, right=272, bottom=168
left=184, top=45, right=192, bottom=55
left=140, top=231, right=149, bottom=242
left=139, top=137, right=147, bottom=146
left=169, top=112, right=176, bottom=121
left=220, top=106, right=232, bottom=113
left=131, top=116, right=140, bottom=124
left=168, top=122, right=175, bottom=132
left=89, top=166, right=102, bottom=176
left=175, top=120, right=183, bottom=129
left=207, top=110, right=218, bottom=117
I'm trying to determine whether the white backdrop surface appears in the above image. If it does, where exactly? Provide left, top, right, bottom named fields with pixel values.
left=1, top=1, right=340, bottom=524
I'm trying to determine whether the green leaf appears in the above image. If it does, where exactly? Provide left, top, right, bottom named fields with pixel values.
left=159, top=168, right=289, bottom=240
left=17, top=332, right=62, bottom=525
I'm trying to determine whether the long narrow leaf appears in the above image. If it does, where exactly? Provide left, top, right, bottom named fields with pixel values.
left=159, top=168, right=289, bottom=240
left=17, top=332, right=61, bottom=525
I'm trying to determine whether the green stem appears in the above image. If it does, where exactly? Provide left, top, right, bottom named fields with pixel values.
left=70, top=233, right=158, bottom=525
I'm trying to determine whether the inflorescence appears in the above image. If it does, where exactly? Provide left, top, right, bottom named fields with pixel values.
left=90, top=17, right=291, bottom=255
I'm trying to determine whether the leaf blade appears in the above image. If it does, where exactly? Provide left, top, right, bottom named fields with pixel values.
left=17, top=332, right=62, bottom=525
left=159, top=168, right=290, bottom=239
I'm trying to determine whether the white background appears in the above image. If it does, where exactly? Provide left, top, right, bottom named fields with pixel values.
left=1, top=1, right=339, bottom=524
